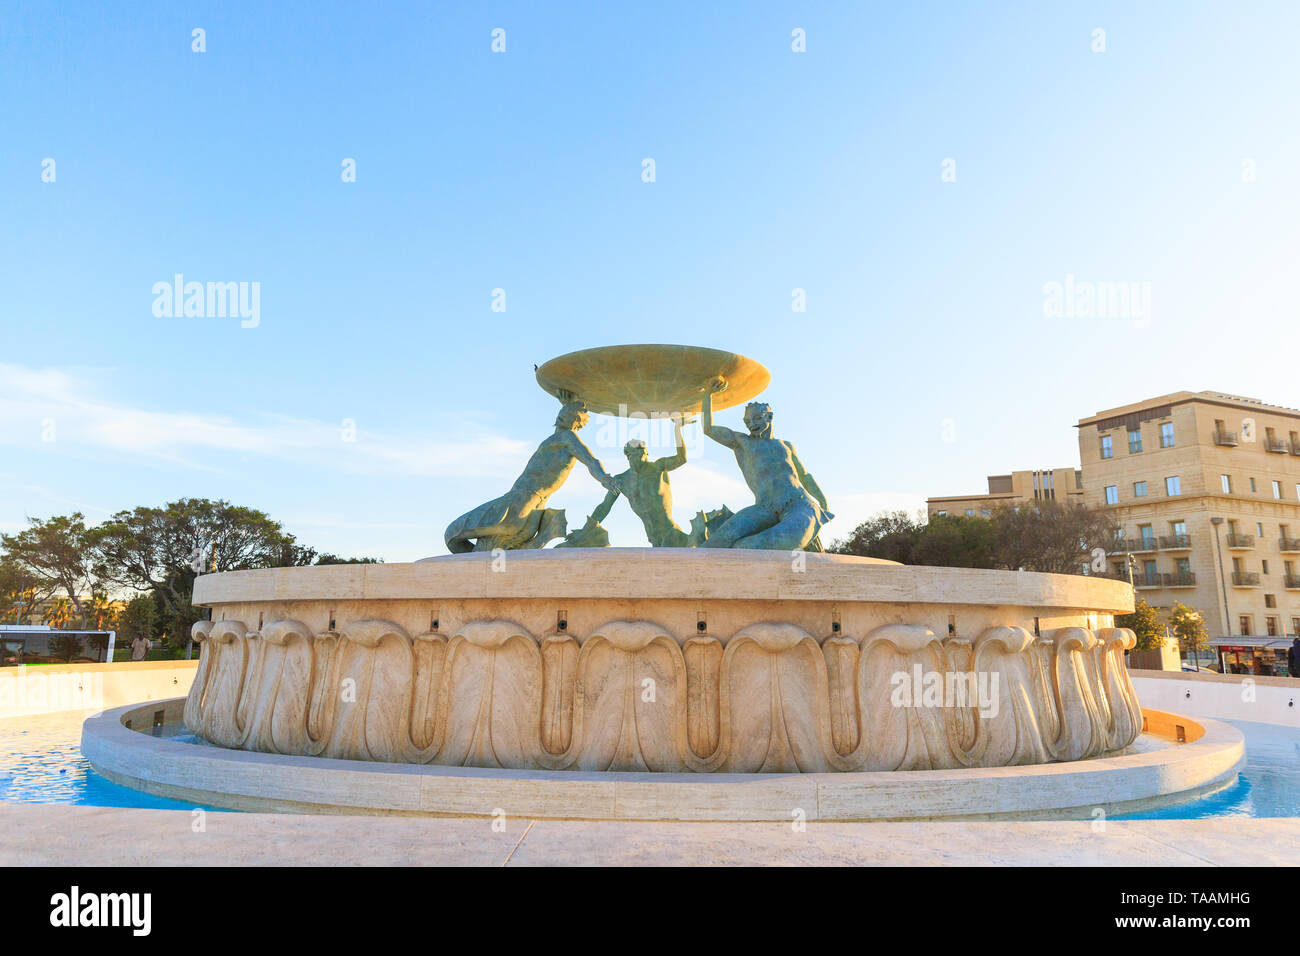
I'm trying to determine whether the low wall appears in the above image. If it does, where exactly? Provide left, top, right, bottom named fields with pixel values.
left=82, top=698, right=1247, bottom=821
left=1131, top=669, right=1300, bottom=728
left=0, top=660, right=199, bottom=719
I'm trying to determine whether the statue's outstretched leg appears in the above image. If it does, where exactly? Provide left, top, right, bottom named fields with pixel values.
left=701, top=505, right=777, bottom=548
left=731, top=500, right=821, bottom=551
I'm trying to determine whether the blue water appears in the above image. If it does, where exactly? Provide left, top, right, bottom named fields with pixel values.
left=0, top=711, right=228, bottom=811
left=1, top=712, right=1296, bottom=818
left=1111, top=719, right=1300, bottom=820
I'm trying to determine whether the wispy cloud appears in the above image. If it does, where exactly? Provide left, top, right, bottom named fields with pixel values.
left=0, top=363, right=532, bottom=479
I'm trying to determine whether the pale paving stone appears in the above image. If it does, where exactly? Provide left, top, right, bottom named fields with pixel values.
left=0, top=803, right=1295, bottom=866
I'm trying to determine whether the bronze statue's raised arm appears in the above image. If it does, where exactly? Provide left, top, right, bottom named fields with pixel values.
left=658, top=417, right=689, bottom=471
left=701, top=380, right=740, bottom=449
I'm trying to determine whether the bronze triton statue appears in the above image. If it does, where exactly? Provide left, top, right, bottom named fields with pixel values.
left=586, top=415, right=692, bottom=548
left=699, top=378, right=832, bottom=551
left=444, top=392, right=617, bottom=553
left=442, top=345, right=831, bottom=553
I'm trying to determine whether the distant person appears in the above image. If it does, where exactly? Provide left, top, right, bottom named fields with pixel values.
left=1289, top=638, right=1300, bottom=678
left=129, top=635, right=150, bottom=661
left=1251, top=656, right=1265, bottom=675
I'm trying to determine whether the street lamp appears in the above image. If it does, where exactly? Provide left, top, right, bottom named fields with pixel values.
left=1210, top=516, right=1231, bottom=673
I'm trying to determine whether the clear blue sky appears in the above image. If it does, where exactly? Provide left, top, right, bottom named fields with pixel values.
left=3, top=1, right=1299, bottom=560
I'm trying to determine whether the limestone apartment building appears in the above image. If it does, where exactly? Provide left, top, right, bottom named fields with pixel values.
left=928, top=391, right=1300, bottom=647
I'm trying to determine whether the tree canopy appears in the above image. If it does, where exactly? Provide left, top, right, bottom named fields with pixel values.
left=1116, top=597, right=1164, bottom=651
left=829, top=501, right=1117, bottom=574
left=0, top=497, right=381, bottom=648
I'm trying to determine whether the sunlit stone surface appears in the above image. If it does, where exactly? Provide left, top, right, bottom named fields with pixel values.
left=185, top=551, right=1141, bottom=772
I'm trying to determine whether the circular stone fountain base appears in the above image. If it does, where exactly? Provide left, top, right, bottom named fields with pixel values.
left=84, top=699, right=1244, bottom=821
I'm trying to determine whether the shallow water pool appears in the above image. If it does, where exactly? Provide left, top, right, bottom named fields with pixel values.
left=0, top=710, right=226, bottom=811
left=1, top=711, right=1296, bottom=818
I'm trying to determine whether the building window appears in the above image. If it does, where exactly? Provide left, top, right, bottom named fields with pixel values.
left=1160, top=423, right=1175, bottom=447
left=1128, top=430, right=1142, bottom=454
left=1134, top=481, right=1148, bottom=497
left=1274, top=480, right=1283, bottom=499
left=937, top=511, right=947, bottom=516
left=1139, top=524, right=1155, bottom=546
left=1250, top=477, right=1257, bottom=493
left=1100, top=435, right=1113, bottom=459
left=1258, top=522, right=1265, bottom=537
left=1105, top=485, right=1119, bottom=505
left=965, top=509, right=975, bottom=517
left=1165, top=476, right=1181, bottom=496
left=1263, top=559, right=1270, bottom=575
left=1266, top=593, right=1277, bottom=608
left=1221, top=474, right=1232, bottom=494
left=1173, top=520, right=1187, bottom=535
left=1239, top=615, right=1252, bottom=636
left=1267, top=616, right=1279, bottom=637
left=980, top=508, right=990, bottom=517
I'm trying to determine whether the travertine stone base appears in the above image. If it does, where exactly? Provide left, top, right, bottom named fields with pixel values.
left=83, top=700, right=1245, bottom=821
left=186, top=551, right=1141, bottom=772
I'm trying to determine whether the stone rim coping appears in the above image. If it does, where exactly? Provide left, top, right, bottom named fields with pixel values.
left=192, top=550, right=1134, bottom=614
left=1131, top=668, right=1300, bottom=688
left=82, top=699, right=1243, bottom=821
left=0, top=660, right=200, bottom=676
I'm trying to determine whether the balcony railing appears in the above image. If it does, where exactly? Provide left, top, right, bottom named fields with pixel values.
left=1213, top=429, right=1238, bottom=446
left=1165, top=571, right=1196, bottom=587
left=1231, top=571, right=1261, bottom=587
left=1107, top=539, right=1157, bottom=554
left=1159, top=534, right=1192, bottom=550
left=1285, top=575, right=1300, bottom=590
left=1280, top=538, right=1300, bottom=552
left=1266, top=437, right=1289, bottom=454
left=1134, top=572, right=1163, bottom=588
left=1225, top=533, right=1255, bottom=549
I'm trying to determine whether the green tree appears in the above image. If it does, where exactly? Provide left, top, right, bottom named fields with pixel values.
left=828, top=510, right=924, bottom=562
left=830, top=502, right=1116, bottom=575
left=1169, top=602, right=1210, bottom=669
left=911, top=513, right=997, bottom=568
left=0, top=514, right=97, bottom=627
left=90, top=498, right=308, bottom=650
left=0, top=559, right=57, bottom=625
left=1116, top=597, right=1163, bottom=651
left=117, top=595, right=158, bottom=647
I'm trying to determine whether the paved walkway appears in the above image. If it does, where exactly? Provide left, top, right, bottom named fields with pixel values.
left=1, top=803, right=1295, bottom=865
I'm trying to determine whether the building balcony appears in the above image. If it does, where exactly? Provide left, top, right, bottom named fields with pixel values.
left=1225, top=533, right=1255, bottom=549
left=1159, top=534, right=1192, bottom=550
left=1266, top=438, right=1290, bottom=454
left=1285, top=575, right=1300, bottom=590
left=1291, top=440, right=1300, bottom=456
left=1231, top=571, right=1261, bottom=587
left=1213, top=429, right=1239, bottom=446
left=1280, top=537, right=1300, bottom=553
left=1134, top=572, right=1163, bottom=588
left=1165, top=572, right=1197, bottom=587
left=1107, top=539, right=1157, bottom=554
